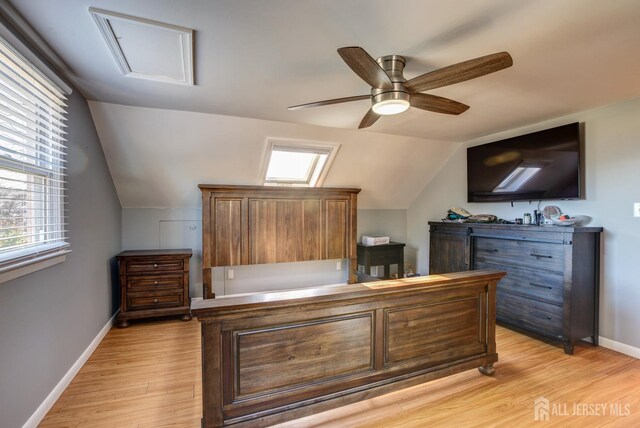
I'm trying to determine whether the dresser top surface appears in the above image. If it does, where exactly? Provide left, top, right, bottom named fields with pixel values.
left=428, top=221, right=602, bottom=233
left=117, top=249, right=193, bottom=258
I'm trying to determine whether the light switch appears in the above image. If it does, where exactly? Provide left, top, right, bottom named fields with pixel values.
left=227, top=269, right=234, bottom=280
left=336, top=261, right=341, bottom=271
left=634, top=202, right=640, bottom=218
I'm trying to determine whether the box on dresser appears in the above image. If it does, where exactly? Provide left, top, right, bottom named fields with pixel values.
left=428, top=222, right=602, bottom=354
left=116, top=249, right=193, bottom=328
left=361, top=235, right=390, bottom=246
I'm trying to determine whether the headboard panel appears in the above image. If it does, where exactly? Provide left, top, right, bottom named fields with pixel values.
left=199, top=185, right=360, bottom=298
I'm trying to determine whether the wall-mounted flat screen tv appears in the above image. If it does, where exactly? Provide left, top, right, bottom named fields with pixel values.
left=467, top=122, right=581, bottom=202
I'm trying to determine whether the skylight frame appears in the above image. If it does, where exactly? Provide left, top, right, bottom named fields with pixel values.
left=261, top=139, right=340, bottom=187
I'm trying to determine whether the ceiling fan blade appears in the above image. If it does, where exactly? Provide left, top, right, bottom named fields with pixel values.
left=358, top=108, right=381, bottom=129
left=404, top=51, right=513, bottom=93
left=287, top=95, right=370, bottom=110
left=410, top=93, right=469, bottom=115
left=338, top=47, right=393, bottom=90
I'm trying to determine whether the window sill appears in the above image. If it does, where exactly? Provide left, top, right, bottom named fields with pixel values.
left=0, top=249, right=71, bottom=284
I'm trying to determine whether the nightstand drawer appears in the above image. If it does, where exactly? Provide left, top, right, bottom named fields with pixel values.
left=127, top=292, right=184, bottom=311
left=127, top=274, right=183, bottom=291
left=497, top=291, right=562, bottom=336
left=367, top=251, right=402, bottom=266
left=126, top=260, right=183, bottom=273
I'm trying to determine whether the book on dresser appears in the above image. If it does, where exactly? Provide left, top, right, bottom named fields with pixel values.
left=115, top=249, right=193, bottom=328
left=428, top=222, right=602, bottom=354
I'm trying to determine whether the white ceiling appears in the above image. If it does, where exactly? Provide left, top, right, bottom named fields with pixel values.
left=10, top=0, right=640, bottom=141
left=7, top=0, right=640, bottom=209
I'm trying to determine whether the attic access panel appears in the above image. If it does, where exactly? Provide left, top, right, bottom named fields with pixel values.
left=90, top=8, right=194, bottom=85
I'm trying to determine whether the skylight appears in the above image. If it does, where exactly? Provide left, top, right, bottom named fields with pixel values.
left=493, top=166, right=542, bottom=192
left=263, top=140, right=339, bottom=187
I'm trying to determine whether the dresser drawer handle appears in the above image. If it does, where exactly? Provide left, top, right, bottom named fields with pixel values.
left=529, top=310, right=552, bottom=320
left=530, top=252, right=552, bottom=258
left=154, top=280, right=159, bottom=285
left=153, top=298, right=159, bottom=303
left=480, top=248, right=499, bottom=252
left=529, top=282, right=553, bottom=290
left=153, top=264, right=158, bottom=268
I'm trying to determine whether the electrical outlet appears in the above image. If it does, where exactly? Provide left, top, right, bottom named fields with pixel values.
left=227, top=269, right=234, bottom=280
left=634, top=202, right=640, bottom=218
left=336, top=261, right=341, bottom=271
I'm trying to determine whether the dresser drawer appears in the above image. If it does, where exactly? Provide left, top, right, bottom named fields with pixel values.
left=497, top=291, right=562, bottom=336
left=474, top=237, right=564, bottom=273
left=474, top=260, right=563, bottom=306
left=127, top=273, right=183, bottom=291
left=126, top=260, right=183, bottom=273
left=127, top=292, right=184, bottom=311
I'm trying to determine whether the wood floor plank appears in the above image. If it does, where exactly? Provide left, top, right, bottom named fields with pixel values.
left=40, top=319, right=640, bottom=427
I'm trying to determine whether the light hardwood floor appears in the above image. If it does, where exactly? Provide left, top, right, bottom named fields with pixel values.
left=41, top=319, right=640, bottom=427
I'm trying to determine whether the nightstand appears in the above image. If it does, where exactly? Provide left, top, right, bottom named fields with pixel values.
left=357, top=242, right=405, bottom=279
left=115, top=249, right=192, bottom=328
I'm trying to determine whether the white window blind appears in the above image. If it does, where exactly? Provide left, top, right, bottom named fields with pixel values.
left=0, top=36, right=69, bottom=272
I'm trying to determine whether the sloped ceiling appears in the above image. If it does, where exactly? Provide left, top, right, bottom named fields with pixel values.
left=88, top=101, right=458, bottom=208
left=8, top=0, right=640, bottom=208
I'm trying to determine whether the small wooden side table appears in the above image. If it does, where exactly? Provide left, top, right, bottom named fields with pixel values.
left=356, top=242, right=405, bottom=279
left=116, top=249, right=192, bottom=327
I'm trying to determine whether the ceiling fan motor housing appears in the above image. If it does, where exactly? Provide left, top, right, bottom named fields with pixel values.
left=376, top=55, right=407, bottom=83
left=372, top=55, right=410, bottom=110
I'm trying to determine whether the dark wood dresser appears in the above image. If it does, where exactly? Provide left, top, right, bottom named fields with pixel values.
left=428, top=222, right=602, bottom=354
left=116, top=249, right=192, bottom=328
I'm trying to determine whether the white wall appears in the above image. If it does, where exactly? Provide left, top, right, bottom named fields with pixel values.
left=407, top=96, right=640, bottom=349
left=212, top=260, right=348, bottom=296
left=357, top=209, right=407, bottom=244
left=122, top=208, right=202, bottom=297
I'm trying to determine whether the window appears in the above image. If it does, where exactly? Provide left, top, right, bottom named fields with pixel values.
left=0, top=36, right=69, bottom=278
left=262, top=139, right=340, bottom=187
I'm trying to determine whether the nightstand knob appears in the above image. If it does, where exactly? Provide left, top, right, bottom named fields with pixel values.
left=154, top=280, right=158, bottom=285
left=153, top=264, right=158, bottom=268
left=153, top=298, right=158, bottom=303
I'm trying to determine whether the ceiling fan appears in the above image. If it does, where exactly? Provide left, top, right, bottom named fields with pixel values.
left=288, top=47, right=513, bottom=129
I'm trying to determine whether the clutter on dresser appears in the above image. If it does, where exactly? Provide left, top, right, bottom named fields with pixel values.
left=445, top=207, right=472, bottom=221
left=442, top=207, right=498, bottom=224
left=542, top=205, right=578, bottom=226
left=467, top=214, right=498, bottom=223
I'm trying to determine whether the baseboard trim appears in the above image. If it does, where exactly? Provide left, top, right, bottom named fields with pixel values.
left=22, top=311, right=118, bottom=428
left=599, top=336, right=640, bottom=359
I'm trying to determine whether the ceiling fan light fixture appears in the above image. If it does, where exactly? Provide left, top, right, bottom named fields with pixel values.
left=372, top=99, right=410, bottom=115
left=371, top=91, right=410, bottom=115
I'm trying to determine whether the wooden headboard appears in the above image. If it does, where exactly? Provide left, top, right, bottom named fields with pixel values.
left=199, top=185, right=360, bottom=298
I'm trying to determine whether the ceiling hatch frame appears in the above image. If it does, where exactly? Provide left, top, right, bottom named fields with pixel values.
left=89, top=7, right=194, bottom=86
